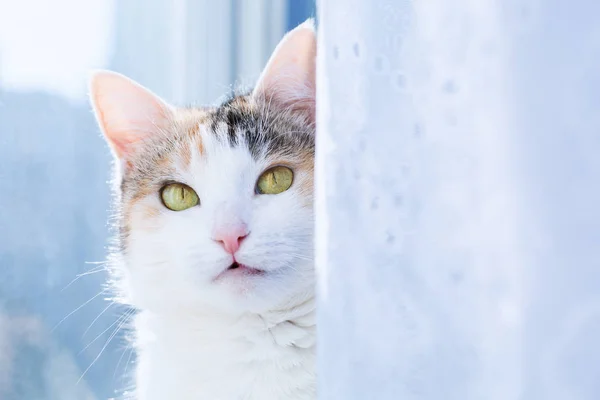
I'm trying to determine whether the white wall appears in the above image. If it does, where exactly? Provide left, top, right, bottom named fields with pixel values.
left=316, top=1, right=600, bottom=399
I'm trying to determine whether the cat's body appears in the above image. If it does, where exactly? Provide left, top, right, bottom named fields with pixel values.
left=135, top=298, right=315, bottom=399
left=89, top=21, right=317, bottom=400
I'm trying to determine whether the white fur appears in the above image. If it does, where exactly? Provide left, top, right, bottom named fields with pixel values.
left=123, top=125, right=316, bottom=399
left=134, top=298, right=315, bottom=400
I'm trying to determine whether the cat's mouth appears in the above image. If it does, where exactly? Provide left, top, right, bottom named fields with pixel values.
left=228, top=262, right=264, bottom=274
left=214, top=262, right=266, bottom=281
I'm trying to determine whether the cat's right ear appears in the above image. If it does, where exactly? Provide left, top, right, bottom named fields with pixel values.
left=88, top=70, right=174, bottom=160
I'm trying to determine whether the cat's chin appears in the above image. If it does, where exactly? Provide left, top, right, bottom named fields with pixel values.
left=209, top=262, right=290, bottom=313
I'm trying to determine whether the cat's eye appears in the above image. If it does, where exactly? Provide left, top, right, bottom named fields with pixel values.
left=160, top=183, right=199, bottom=211
left=256, top=166, right=294, bottom=195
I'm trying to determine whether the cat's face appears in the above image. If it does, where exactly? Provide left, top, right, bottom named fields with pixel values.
left=120, top=100, right=314, bottom=314
left=90, top=21, right=316, bottom=314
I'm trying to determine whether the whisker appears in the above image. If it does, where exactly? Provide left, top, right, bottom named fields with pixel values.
left=79, top=308, right=133, bottom=355
left=123, top=343, right=136, bottom=378
left=61, top=265, right=107, bottom=292
left=77, top=308, right=135, bottom=384
left=113, top=339, right=134, bottom=381
left=51, top=289, right=107, bottom=332
left=83, top=301, right=115, bottom=337
left=287, top=253, right=313, bottom=261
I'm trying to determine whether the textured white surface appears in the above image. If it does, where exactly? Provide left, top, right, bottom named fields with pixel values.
left=316, top=0, right=600, bottom=399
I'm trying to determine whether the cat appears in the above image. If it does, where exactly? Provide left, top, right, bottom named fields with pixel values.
left=89, top=20, right=317, bottom=400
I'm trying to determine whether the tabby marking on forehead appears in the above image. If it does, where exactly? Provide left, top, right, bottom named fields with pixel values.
left=205, top=93, right=315, bottom=160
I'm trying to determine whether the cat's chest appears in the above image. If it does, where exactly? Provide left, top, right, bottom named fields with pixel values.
left=135, top=313, right=316, bottom=400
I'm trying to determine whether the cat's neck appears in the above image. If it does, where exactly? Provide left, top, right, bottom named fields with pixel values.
left=133, top=294, right=316, bottom=400
left=138, top=291, right=316, bottom=333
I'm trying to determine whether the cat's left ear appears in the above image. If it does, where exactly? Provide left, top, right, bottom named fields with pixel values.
left=253, top=19, right=316, bottom=121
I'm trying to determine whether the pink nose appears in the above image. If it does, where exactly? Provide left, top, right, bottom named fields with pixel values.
left=213, top=223, right=249, bottom=254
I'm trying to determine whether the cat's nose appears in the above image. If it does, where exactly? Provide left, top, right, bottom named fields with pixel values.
left=213, top=223, right=249, bottom=255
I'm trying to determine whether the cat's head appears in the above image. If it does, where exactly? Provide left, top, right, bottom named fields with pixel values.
left=89, top=21, right=316, bottom=315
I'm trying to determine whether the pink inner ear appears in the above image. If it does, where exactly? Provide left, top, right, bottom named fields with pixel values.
left=252, top=20, right=316, bottom=118
left=109, top=132, right=140, bottom=157
left=89, top=70, right=173, bottom=159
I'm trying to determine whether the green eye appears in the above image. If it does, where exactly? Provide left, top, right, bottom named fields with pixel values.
left=160, top=183, right=199, bottom=211
left=256, top=166, right=294, bottom=195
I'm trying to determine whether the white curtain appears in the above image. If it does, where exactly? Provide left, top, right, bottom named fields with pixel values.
left=316, top=1, right=600, bottom=399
